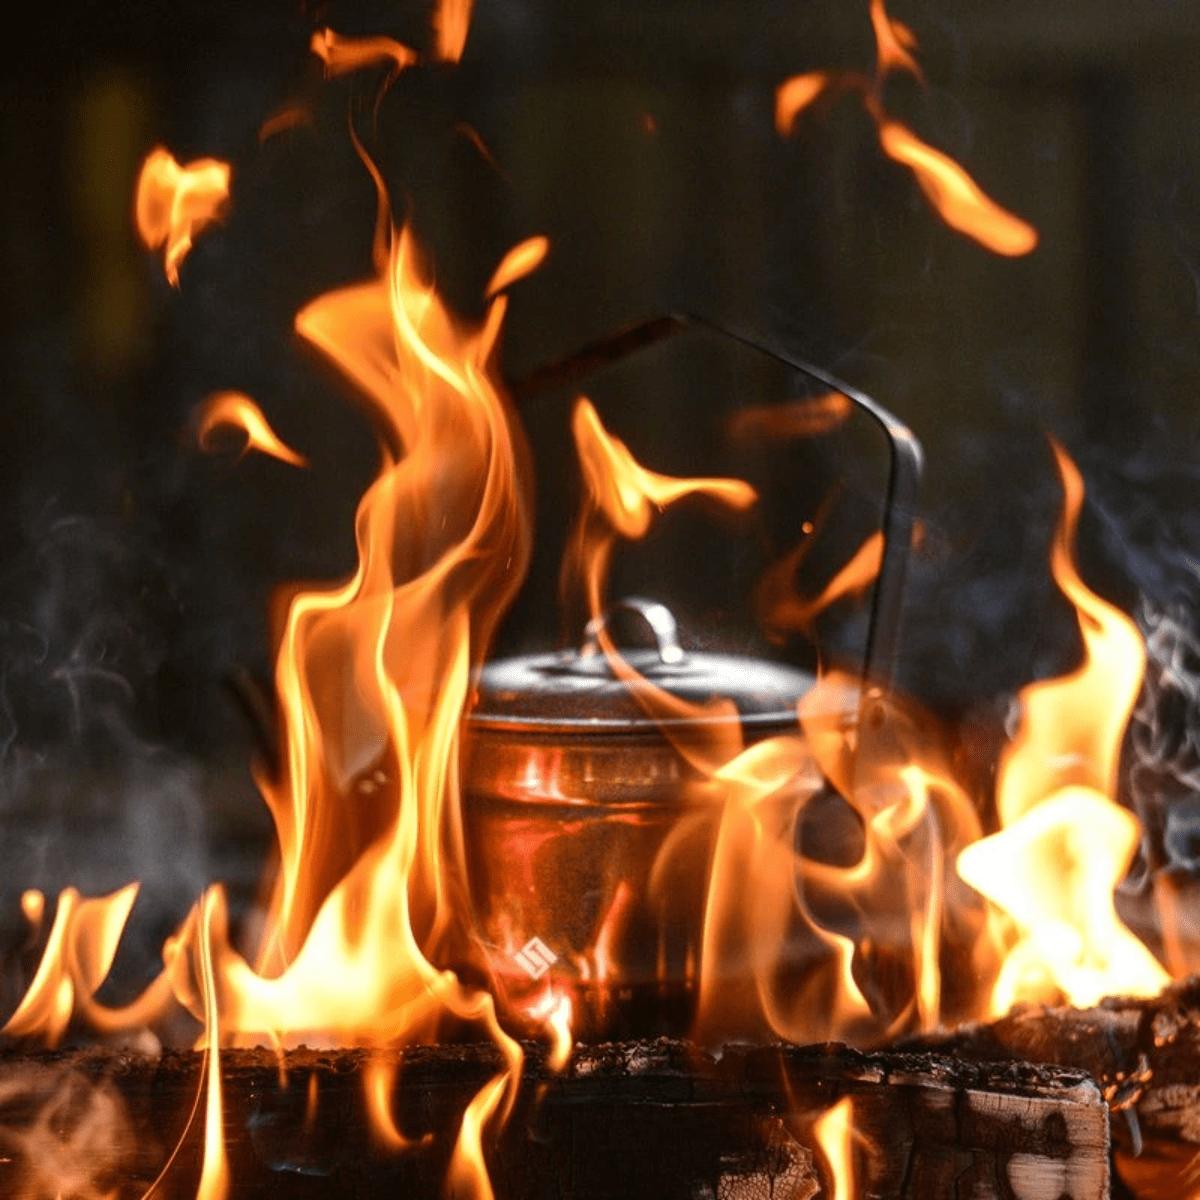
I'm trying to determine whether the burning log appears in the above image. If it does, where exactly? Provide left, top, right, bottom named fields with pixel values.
left=905, top=974, right=1200, bottom=1198
left=0, top=1039, right=1108, bottom=1199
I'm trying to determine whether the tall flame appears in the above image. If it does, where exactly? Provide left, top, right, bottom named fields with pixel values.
left=558, top=398, right=981, bottom=1047
left=956, top=441, right=1170, bottom=1011
left=14, top=129, right=541, bottom=1200
left=196, top=890, right=229, bottom=1200
left=996, top=441, right=1145, bottom=825
left=812, top=1096, right=856, bottom=1200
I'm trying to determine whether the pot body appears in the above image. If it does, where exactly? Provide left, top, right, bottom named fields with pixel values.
left=461, top=727, right=726, bottom=1035
left=460, top=606, right=822, bottom=1037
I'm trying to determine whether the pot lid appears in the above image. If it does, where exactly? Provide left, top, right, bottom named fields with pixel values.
left=468, top=598, right=814, bottom=734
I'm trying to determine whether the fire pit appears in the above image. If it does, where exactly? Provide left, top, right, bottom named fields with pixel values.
left=5, top=0, right=1200, bottom=1198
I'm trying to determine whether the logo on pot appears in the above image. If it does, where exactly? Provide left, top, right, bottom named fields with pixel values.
left=513, top=937, right=557, bottom=980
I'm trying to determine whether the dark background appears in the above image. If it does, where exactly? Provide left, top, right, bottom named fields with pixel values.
left=3, top=0, right=1200, bottom=998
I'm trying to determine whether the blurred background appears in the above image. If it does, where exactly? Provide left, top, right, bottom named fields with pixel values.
left=3, top=0, right=1200, bottom=1002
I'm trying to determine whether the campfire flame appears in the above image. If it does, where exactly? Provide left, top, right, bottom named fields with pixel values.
left=1, top=2, right=1185, bottom=1196
left=10, top=78, right=543, bottom=1200
left=955, top=441, right=1171, bottom=1011
left=812, top=1095, right=856, bottom=1200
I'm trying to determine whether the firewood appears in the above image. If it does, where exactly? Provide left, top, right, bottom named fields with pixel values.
left=904, top=975, right=1200, bottom=1198
left=0, top=1039, right=1108, bottom=1199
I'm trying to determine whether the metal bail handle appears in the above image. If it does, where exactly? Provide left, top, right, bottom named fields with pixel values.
left=580, top=597, right=685, bottom=665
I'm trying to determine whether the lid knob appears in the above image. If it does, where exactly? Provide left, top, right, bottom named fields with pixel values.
left=580, top=597, right=684, bottom=665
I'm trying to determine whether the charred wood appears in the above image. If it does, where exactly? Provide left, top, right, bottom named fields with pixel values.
left=0, top=1039, right=1107, bottom=1199
left=904, top=975, right=1200, bottom=1199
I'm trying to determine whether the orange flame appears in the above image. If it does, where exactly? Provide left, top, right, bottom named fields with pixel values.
left=563, top=397, right=756, bottom=637
left=774, top=72, right=838, bottom=135
left=20, top=890, right=45, bottom=929
left=695, top=685, right=983, bottom=1044
left=196, top=392, right=308, bottom=467
left=134, top=148, right=231, bottom=286
left=258, top=104, right=313, bottom=144
left=435, top=0, right=475, bottom=62
left=197, top=890, right=229, bottom=1200
left=171, top=227, right=534, bottom=1199
left=869, top=0, right=922, bottom=80
left=956, top=441, right=1169, bottom=1011
left=485, top=236, right=550, bottom=298
left=775, top=1, right=1037, bottom=256
left=9, top=2, right=1187, bottom=1192
left=727, top=392, right=852, bottom=443
left=958, top=787, right=1168, bottom=1011
left=445, top=1072, right=507, bottom=1200
left=543, top=993, right=573, bottom=1072
left=16, top=100, right=532, bottom=1200
left=559, top=398, right=973, bottom=1047
left=2, top=884, right=139, bottom=1047
left=757, top=529, right=884, bottom=640
left=695, top=733, right=874, bottom=1043
left=14, top=0, right=536, bottom=1191
left=876, top=120, right=1039, bottom=257
left=364, top=1057, right=416, bottom=1150
left=572, top=398, right=757, bottom=541
left=812, top=1096, right=855, bottom=1200
left=309, top=29, right=417, bottom=78
left=311, top=0, right=474, bottom=81
left=997, top=441, right=1145, bottom=825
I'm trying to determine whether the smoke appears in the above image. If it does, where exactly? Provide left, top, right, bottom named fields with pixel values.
left=0, top=501, right=231, bottom=1019
left=1125, top=601, right=1200, bottom=882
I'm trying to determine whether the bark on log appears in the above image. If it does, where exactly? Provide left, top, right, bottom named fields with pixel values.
left=904, top=975, right=1200, bottom=1200
left=0, top=1039, right=1108, bottom=1200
